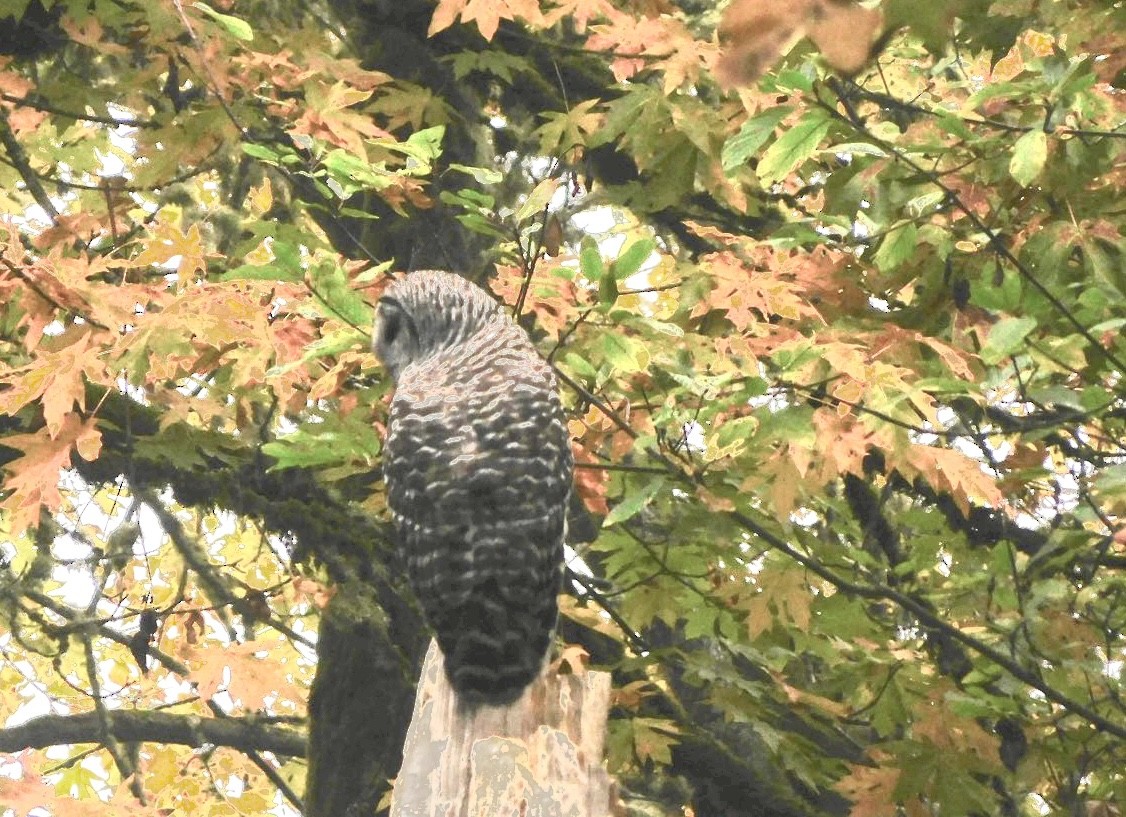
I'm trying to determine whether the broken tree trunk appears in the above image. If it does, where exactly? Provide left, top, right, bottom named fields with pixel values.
left=390, top=640, right=615, bottom=817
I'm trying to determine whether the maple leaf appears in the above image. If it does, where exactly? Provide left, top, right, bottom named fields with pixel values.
left=776, top=676, right=848, bottom=716
left=717, top=0, right=883, bottom=87
left=0, top=765, right=119, bottom=817
left=780, top=245, right=870, bottom=319
left=906, top=445, right=1003, bottom=516
left=657, top=37, right=714, bottom=95
left=0, top=329, right=103, bottom=436
left=574, top=464, right=610, bottom=517
left=186, top=640, right=303, bottom=709
left=811, top=411, right=887, bottom=485
left=429, top=0, right=544, bottom=41
left=749, top=445, right=805, bottom=517
left=541, top=0, right=616, bottom=32
left=834, top=760, right=900, bottom=817
left=991, top=28, right=1055, bottom=81
left=61, top=15, right=128, bottom=54
left=429, top=0, right=467, bottom=36
left=632, top=717, right=680, bottom=765
left=697, top=485, right=736, bottom=512
left=306, top=54, right=393, bottom=91
left=554, top=643, right=590, bottom=674
left=587, top=11, right=711, bottom=93
left=0, top=413, right=102, bottom=534
left=585, top=15, right=690, bottom=84
left=747, top=564, right=812, bottom=636
left=912, top=687, right=1001, bottom=766
left=694, top=251, right=819, bottom=331
left=293, top=80, right=391, bottom=156
left=4, top=247, right=100, bottom=324
left=0, top=63, right=34, bottom=97
left=8, top=102, right=46, bottom=134
left=859, top=324, right=978, bottom=382
left=492, top=263, right=580, bottom=339
left=532, top=98, right=602, bottom=155
left=559, top=595, right=624, bottom=644
left=134, top=221, right=208, bottom=281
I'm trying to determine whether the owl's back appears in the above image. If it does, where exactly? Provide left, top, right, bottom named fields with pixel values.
left=382, top=304, right=571, bottom=707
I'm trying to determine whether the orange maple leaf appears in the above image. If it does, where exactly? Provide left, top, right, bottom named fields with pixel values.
left=694, top=251, right=819, bottom=331
left=429, top=0, right=544, bottom=41
left=542, top=0, right=616, bottom=32
left=834, top=760, right=900, bottom=817
left=751, top=445, right=804, bottom=516
left=907, top=445, right=1004, bottom=516
left=571, top=441, right=610, bottom=516
left=292, top=80, right=391, bottom=156
left=747, top=563, right=812, bottom=636
left=554, top=643, right=591, bottom=674
left=492, top=263, right=580, bottom=339
left=586, top=13, right=709, bottom=90
left=717, top=0, right=883, bottom=87
left=187, top=640, right=303, bottom=710
left=811, top=411, right=885, bottom=485
left=0, top=766, right=117, bottom=817
left=912, top=686, right=1001, bottom=765
left=0, top=413, right=102, bottom=534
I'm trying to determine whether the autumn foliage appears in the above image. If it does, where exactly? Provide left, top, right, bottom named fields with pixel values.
left=0, top=0, right=1124, bottom=816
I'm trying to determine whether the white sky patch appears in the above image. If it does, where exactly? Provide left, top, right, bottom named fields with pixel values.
left=570, top=205, right=624, bottom=235
left=678, top=421, right=706, bottom=453
left=95, top=146, right=127, bottom=178
left=789, top=507, right=819, bottom=527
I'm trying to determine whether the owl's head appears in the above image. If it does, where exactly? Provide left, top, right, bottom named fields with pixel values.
left=372, top=270, right=504, bottom=383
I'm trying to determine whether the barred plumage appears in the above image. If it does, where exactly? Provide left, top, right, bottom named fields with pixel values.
left=373, top=270, right=572, bottom=707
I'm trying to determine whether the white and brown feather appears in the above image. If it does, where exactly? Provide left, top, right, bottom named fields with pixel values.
left=373, top=271, right=572, bottom=707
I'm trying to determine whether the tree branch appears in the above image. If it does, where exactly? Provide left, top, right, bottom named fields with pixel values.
left=730, top=509, right=1126, bottom=742
left=0, top=106, right=59, bottom=222
left=820, top=82, right=1126, bottom=382
left=0, top=711, right=306, bottom=757
left=0, top=93, right=156, bottom=128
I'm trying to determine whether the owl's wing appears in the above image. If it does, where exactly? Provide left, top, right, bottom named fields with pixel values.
left=382, top=365, right=571, bottom=707
left=385, top=375, right=568, bottom=516
left=384, top=384, right=502, bottom=517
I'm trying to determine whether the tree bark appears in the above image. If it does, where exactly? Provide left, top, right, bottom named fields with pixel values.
left=392, top=640, right=615, bottom=817
left=305, top=581, right=427, bottom=817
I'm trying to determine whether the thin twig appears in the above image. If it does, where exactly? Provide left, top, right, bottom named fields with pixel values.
left=0, top=93, right=155, bottom=128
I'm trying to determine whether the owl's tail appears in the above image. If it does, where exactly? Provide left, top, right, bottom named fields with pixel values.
left=435, top=578, right=558, bottom=709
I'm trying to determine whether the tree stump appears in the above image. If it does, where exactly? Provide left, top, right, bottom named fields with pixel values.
left=391, top=640, right=615, bottom=817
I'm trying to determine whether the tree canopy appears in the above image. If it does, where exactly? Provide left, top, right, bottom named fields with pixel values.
left=0, top=0, right=1124, bottom=815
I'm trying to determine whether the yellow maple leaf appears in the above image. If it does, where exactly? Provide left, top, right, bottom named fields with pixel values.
left=135, top=221, right=208, bottom=280
left=747, top=564, right=813, bottom=636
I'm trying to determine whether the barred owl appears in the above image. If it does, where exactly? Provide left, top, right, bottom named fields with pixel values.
left=373, top=270, right=573, bottom=708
